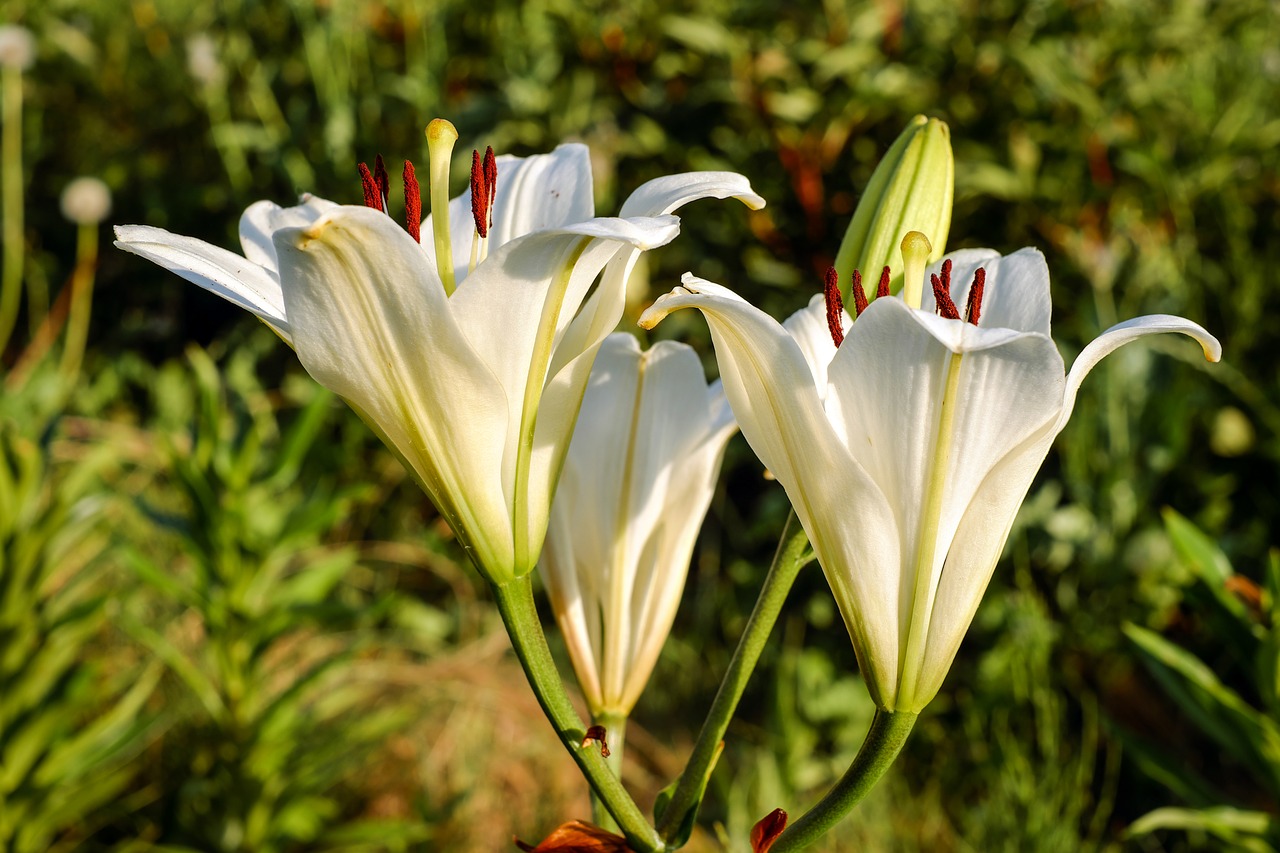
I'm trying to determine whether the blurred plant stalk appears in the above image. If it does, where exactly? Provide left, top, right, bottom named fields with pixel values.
left=0, top=27, right=33, bottom=358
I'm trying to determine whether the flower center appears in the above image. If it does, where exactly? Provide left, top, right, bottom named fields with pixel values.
left=357, top=119, right=502, bottom=296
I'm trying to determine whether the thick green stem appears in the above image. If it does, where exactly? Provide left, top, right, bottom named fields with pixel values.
left=491, top=575, right=662, bottom=852
left=657, top=510, right=812, bottom=843
left=0, top=64, right=25, bottom=356
left=769, top=710, right=916, bottom=853
left=589, top=710, right=628, bottom=832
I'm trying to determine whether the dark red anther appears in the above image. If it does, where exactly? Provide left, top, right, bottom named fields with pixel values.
left=358, top=162, right=382, bottom=211
left=403, top=160, right=421, bottom=243
left=823, top=267, right=845, bottom=348
left=932, top=272, right=961, bottom=319
left=373, top=154, right=390, bottom=210
left=482, top=146, right=497, bottom=229
left=470, top=150, right=490, bottom=238
left=876, top=265, right=891, bottom=299
left=850, top=269, right=868, bottom=317
left=966, top=267, right=986, bottom=325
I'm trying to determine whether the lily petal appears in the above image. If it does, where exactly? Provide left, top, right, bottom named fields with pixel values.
left=924, top=247, right=1052, bottom=336
left=239, top=194, right=337, bottom=273
left=113, top=224, right=290, bottom=338
left=273, top=206, right=514, bottom=572
left=641, top=274, right=903, bottom=705
left=618, top=171, right=766, bottom=217
left=1058, top=314, right=1222, bottom=430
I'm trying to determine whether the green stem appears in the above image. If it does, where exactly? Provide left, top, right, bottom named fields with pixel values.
left=769, top=710, right=916, bottom=853
left=0, top=64, right=25, bottom=357
left=589, top=710, right=627, bottom=832
left=59, top=221, right=98, bottom=381
left=657, top=510, right=812, bottom=844
left=491, top=575, right=662, bottom=852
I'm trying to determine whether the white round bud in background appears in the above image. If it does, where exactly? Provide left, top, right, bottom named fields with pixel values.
left=0, top=25, right=36, bottom=70
left=60, top=177, right=112, bottom=225
left=186, top=33, right=223, bottom=86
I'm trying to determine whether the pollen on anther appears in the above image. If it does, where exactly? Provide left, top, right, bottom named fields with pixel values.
left=966, top=267, right=986, bottom=325
left=470, top=150, right=489, bottom=238
left=482, top=146, right=497, bottom=228
left=358, top=162, right=382, bottom=212
left=403, top=160, right=422, bottom=243
left=876, top=266, right=891, bottom=299
left=932, top=272, right=961, bottom=320
left=373, top=155, right=390, bottom=210
left=850, top=269, right=869, bottom=317
left=823, top=267, right=845, bottom=348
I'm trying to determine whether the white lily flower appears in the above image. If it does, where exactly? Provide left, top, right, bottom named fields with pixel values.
left=116, top=140, right=763, bottom=583
left=640, top=246, right=1221, bottom=712
left=540, top=333, right=737, bottom=718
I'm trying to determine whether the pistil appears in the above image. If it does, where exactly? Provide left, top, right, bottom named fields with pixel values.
left=426, top=118, right=459, bottom=295
left=900, top=231, right=932, bottom=309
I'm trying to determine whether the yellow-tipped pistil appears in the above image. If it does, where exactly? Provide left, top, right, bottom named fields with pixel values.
left=899, top=231, right=932, bottom=310
left=426, top=118, right=459, bottom=295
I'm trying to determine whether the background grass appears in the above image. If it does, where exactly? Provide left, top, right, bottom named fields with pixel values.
left=1, top=0, right=1278, bottom=849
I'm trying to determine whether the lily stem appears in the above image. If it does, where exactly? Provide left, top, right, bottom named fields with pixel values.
left=656, top=510, right=812, bottom=844
left=0, top=63, right=25, bottom=357
left=769, top=710, right=917, bottom=853
left=491, top=575, right=662, bottom=852
left=589, top=710, right=627, bottom=833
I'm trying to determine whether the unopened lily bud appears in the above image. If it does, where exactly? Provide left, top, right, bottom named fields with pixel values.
left=0, top=25, right=35, bottom=70
left=834, top=115, right=953, bottom=301
left=60, top=177, right=112, bottom=225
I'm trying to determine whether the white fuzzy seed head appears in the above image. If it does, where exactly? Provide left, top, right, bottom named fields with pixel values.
left=60, top=177, right=112, bottom=225
left=0, top=25, right=35, bottom=70
left=186, top=33, right=223, bottom=85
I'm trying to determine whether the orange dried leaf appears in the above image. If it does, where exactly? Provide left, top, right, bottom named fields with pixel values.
left=751, top=808, right=788, bottom=853
left=513, top=820, right=633, bottom=852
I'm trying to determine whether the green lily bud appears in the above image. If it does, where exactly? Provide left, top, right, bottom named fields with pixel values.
left=834, top=115, right=953, bottom=302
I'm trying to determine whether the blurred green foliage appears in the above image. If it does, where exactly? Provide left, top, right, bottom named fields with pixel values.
left=0, top=0, right=1277, bottom=849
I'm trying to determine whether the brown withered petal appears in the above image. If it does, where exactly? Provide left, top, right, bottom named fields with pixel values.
left=751, top=808, right=788, bottom=853
left=514, top=821, right=633, bottom=852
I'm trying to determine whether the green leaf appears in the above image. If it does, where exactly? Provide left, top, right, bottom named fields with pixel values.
left=1124, top=622, right=1280, bottom=796
left=1128, top=806, right=1276, bottom=853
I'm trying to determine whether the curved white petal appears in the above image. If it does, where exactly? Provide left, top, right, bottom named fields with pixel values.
left=641, top=274, right=904, bottom=706
left=1058, top=314, right=1222, bottom=431
left=827, top=297, right=1064, bottom=707
left=782, top=295, right=845, bottom=396
left=541, top=334, right=735, bottom=715
left=922, top=247, right=1052, bottom=336
left=911, top=422, right=1059, bottom=709
left=618, top=171, right=766, bottom=217
left=113, top=224, right=290, bottom=339
left=429, top=144, right=597, bottom=286
left=239, top=194, right=337, bottom=273
left=273, top=206, right=514, bottom=575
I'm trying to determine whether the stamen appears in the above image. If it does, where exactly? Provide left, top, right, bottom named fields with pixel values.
left=900, top=231, right=932, bottom=309
left=403, top=160, right=421, bottom=243
left=426, top=118, right=459, bottom=295
left=876, top=266, right=891, bottom=299
left=373, top=154, right=390, bottom=210
left=483, top=146, right=497, bottom=231
left=470, top=149, right=489, bottom=238
left=965, top=267, right=986, bottom=325
left=931, top=272, right=960, bottom=320
left=823, top=267, right=845, bottom=347
left=358, top=162, right=382, bottom=211
left=850, top=269, right=868, bottom=317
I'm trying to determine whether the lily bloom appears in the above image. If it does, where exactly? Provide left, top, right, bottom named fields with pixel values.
left=640, top=245, right=1220, bottom=712
left=539, top=333, right=737, bottom=719
left=116, top=131, right=763, bottom=583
